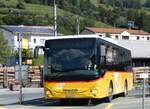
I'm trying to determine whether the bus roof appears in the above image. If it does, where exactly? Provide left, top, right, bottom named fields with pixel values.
left=46, top=35, right=131, bottom=51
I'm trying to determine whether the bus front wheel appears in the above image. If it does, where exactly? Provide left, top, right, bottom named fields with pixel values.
left=107, top=82, right=113, bottom=102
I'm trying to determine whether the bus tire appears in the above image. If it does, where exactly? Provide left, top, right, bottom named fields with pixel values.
left=123, top=80, right=128, bottom=97
left=107, top=82, right=113, bottom=102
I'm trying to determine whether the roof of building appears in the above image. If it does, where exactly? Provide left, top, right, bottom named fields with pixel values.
left=0, top=25, right=55, bottom=35
left=117, top=40, right=150, bottom=58
left=86, top=27, right=150, bottom=35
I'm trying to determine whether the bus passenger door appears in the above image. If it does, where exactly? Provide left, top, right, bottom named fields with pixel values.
left=97, top=45, right=108, bottom=97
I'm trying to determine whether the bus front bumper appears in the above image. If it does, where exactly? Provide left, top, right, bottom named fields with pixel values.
left=44, top=87, right=99, bottom=99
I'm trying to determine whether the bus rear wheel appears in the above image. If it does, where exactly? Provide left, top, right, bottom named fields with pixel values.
left=123, top=81, right=128, bottom=97
left=107, top=82, right=113, bottom=102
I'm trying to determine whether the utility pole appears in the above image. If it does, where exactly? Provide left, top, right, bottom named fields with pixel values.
left=76, top=15, right=80, bottom=35
left=18, top=33, right=23, bottom=104
left=53, top=0, right=57, bottom=37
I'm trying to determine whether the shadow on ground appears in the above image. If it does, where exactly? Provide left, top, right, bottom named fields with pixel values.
left=8, top=97, right=110, bottom=107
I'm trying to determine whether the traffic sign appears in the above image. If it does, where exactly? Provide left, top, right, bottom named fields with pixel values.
left=140, top=73, right=148, bottom=79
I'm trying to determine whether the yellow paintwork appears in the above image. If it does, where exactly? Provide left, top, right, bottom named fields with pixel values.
left=44, top=71, right=133, bottom=99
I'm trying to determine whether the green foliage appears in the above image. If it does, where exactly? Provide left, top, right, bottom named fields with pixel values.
left=57, top=15, right=78, bottom=35
left=0, top=0, right=7, bottom=7
left=99, top=0, right=142, bottom=8
left=32, top=55, right=44, bottom=66
left=105, top=33, right=111, bottom=37
left=57, top=15, right=96, bottom=35
left=80, top=18, right=95, bottom=31
left=0, top=0, right=150, bottom=34
left=13, top=49, right=44, bottom=65
left=0, top=32, right=11, bottom=64
left=145, top=0, right=150, bottom=7
left=143, top=14, right=150, bottom=32
left=17, top=0, right=25, bottom=9
left=22, top=49, right=33, bottom=58
left=0, top=0, right=18, bottom=8
left=24, top=0, right=41, bottom=4
left=114, top=16, right=127, bottom=27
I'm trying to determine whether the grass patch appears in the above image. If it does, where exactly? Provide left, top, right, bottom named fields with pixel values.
left=25, top=4, right=69, bottom=16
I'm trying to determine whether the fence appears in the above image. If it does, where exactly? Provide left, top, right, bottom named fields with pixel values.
left=133, top=67, right=150, bottom=83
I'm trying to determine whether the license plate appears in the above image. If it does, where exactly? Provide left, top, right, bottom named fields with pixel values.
left=63, top=89, right=77, bottom=98
left=65, top=92, right=75, bottom=98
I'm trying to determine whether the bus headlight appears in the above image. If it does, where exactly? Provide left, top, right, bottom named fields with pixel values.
left=45, top=90, right=51, bottom=95
left=90, top=87, right=98, bottom=96
left=45, top=88, right=52, bottom=95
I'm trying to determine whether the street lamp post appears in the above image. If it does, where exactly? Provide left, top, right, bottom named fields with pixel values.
left=18, top=33, right=23, bottom=104
left=76, top=15, right=80, bottom=35
left=53, top=0, right=57, bottom=37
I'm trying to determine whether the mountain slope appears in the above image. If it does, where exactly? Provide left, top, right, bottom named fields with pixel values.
left=0, top=0, right=109, bottom=35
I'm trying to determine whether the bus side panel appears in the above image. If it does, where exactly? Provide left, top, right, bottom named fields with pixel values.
left=96, top=75, right=111, bottom=98
left=100, top=71, right=133, bottom=96
left=113, top=71, right=133, bottom=95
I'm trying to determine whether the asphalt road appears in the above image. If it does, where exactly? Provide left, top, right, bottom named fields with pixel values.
left=0, top=87, right=150, bottom=109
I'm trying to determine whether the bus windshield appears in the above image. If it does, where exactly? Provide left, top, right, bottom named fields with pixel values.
left=46, top=38, right=96, bottom=72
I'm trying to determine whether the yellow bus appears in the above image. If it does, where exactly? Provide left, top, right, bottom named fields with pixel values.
left=34, top=35, right=133, bottom=103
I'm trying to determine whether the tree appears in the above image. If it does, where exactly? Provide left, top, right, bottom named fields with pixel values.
left=114, top=16, right=127, bottom=27
left=0, top=32, right=11, bottom=64
left=57, top=15, right=77, bottom=34
left=0, top=0, right=7, bottom=7
left=17, top=0, right=25, bottom=9
left=80, top=0, right=95, bottom=16
left=145, top=0, right=150, bottom=7
left=24, top=0, right=40, bottom=4
left=105, top=33, right=111, bottom=38
left=143, top=15, right=150, bottom=32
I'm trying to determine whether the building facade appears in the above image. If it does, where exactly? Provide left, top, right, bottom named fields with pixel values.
left=81, top=27, right=150, bottom=41
left=0, top=25, right=60, bottom=54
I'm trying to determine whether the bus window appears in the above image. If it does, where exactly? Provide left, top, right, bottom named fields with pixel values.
left=99, top=45, right=106, bottom=65
left=106, top=46, right=113, bottom=63
left=112, top=48, right=117, bottom=64
left=100, top=45, right=106, bottom=57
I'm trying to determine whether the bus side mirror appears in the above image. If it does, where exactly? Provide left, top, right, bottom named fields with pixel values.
left=101, top=69, right=106, bottom=77
left=34, top=46, right=45, bottom=58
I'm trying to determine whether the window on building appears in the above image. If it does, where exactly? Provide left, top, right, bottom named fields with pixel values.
left=122, top=36, right=129, bottom=40
left=137, top=36, right=139, bottom=40
left=99, top=35, right=102, bottom=37
left=115, top=35, right=118, bottom=39
left=40, top=39, right=45, bottom=44
left=34, top=38, right=36, bottom=44
left=147, top=37, right=150, bottom=40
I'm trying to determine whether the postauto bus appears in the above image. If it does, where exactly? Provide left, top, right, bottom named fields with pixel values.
left=34, top=35, right=133, bottom=103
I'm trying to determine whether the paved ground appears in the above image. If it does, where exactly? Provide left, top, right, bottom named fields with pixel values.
left=0, top=88, right=43, bottom=105
left=0, top=87, right=150, bottom=109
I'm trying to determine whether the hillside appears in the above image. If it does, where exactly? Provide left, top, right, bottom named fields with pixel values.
left=0, top=0, right=150, bottom=34
left=0, top=0, right=109, bottom=35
